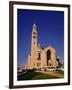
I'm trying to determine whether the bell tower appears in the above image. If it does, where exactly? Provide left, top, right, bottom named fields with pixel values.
left=30, top=24, right=37, bottom=68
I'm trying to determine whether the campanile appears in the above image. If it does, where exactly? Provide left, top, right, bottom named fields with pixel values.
left=31, top=24, right=37, bottom=68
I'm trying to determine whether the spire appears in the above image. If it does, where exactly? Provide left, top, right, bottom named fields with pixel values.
left=32, top=23, right=37, bottom=32
left=33, top=23, right=36, bottom=28
left=33, top=16, right=36, bottom=30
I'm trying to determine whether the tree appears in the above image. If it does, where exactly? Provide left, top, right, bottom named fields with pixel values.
left=56, top=57, right=62, bottom=68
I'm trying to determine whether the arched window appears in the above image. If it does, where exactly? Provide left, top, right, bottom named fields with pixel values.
left=33, top=32, right=37, bottom=34
left=33, top=36, right=36, bottom=38
left=37, top=63, right=41, bottom=67
left=47, top=50, right=51, bottom=66
left=37, top=52, right=41, bottom=60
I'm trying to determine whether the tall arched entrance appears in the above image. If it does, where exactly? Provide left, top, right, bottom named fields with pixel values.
left=47, top=49, right=51, bottom=66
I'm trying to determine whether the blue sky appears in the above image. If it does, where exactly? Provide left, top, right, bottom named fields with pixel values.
left=17, top=9, right=64, bottom=67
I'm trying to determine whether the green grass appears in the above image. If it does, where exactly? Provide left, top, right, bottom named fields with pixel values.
left=18, top=70, right=41, bottom=80
left=32, top=73, right=58, bottom=80
left=54, top=70, right=64, bottom=75
left=17, top=70, right=62, bottom=81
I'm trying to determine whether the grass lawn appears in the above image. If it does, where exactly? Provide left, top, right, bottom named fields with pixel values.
left=55, top=70, right=64, bottom=74
left=17, top=70, right=64, bottom=81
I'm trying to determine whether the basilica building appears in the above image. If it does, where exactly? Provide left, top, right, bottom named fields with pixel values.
left=27, top=24, right=58, bottom=69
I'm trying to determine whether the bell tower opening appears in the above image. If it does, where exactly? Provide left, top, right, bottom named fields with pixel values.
left=47, top=50, right=51, bottom=66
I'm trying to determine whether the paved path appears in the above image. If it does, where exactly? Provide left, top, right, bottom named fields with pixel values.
left=18, top=71, right=27, bottom=76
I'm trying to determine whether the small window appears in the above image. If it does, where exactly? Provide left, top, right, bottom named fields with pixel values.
left=33, top=32, right=36, bottom=34
left=37, top=63, right=41, bottom=67
left=33, top=36, right=36, bottom=38
left=34, top=63, right=35, bottom=65
left=33, top=26, right=36, bottom=29
left=50, top=64, right=51, bottom=66
left=34, top=42, right=35, bottom=44
left=37, top=52, right=41, bottom=60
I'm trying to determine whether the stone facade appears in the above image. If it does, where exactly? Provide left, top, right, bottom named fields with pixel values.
left=27, top=24, right=58, bottom=69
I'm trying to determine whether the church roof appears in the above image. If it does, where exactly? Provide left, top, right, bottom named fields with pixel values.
left=37, top=44, right=44, bottom=50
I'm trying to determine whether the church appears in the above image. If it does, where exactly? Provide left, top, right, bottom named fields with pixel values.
left=27, top=23, right=59, bottom=69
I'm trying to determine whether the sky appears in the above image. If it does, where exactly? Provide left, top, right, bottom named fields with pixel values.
left=17, top=9, right=64, bottom=67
